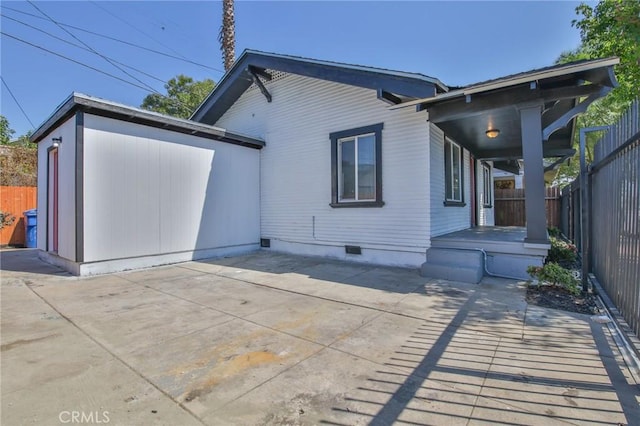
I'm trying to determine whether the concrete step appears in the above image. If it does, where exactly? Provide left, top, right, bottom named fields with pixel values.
left=426, top=247, right=484, bottom=266
left=420, top=248, right=484, bottom=284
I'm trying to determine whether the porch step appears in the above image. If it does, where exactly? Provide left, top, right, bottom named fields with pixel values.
left=420, top=248, right=484, bottom=284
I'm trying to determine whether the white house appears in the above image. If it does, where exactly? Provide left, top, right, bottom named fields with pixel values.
left=33, top=51, right=619, bottom=281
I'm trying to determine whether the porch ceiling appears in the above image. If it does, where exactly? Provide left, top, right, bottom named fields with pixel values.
left=434, top=97, right=576, bottom=161
left=391, top=57, right=620, bottom=163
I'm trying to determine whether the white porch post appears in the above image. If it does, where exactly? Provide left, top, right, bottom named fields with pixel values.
left=519, top=103, right=548, bottom=243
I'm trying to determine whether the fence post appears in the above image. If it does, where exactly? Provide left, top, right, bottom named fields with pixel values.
left=580, top=126, right=610, bottom=291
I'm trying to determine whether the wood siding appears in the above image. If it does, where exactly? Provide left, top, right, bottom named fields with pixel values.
left=429, top=124, right=474, bottom=236
left=215, top=72, right=431, bottom=265
left=0, top=186, right=37, bottom=246
left=81, top=114, right=260, bottom=263
left=494, top=187, right=561, bottom=227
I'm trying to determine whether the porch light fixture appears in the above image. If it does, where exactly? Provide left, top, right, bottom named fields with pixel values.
left=485, top=129, right=500, bottom=139
left=51, top=136, right=62, bottom=148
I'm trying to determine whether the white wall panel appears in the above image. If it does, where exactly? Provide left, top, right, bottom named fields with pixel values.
left=216, top=72, right=431, bottom=265
left=36, top=116, right=76, bottom=261
left=82, top=114, right=259, bottom=262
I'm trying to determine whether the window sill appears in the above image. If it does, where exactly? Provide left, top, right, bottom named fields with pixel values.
left=483, top=204, right=493, bottom=209
left=443, top=200, right=466, bottom=207
left=330, top=201, right=385, bottom=208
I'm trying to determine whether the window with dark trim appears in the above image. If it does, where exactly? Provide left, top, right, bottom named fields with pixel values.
left=444, top=138, right=465, bottom=206
left=482, top=162, right=492, bottom=208
left=330, top=123, right=384, bottom=208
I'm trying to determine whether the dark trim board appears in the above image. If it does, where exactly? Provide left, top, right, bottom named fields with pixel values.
left=329, top=123, right=384, bottom=208
left=45, top=145, right=58, bottom=253
left=75, top=111, right=84, bottom=263
left=31, top=93, right=265, bottom=150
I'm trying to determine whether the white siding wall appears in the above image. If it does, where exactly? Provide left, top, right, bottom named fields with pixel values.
left=37, top=116, right=76, bottom=261
left=429, top=124, right=472, bottom=236
left=216, top=73, right=431, bottom=266
left=478, top=161, right=495, bottom=226
left=82, top=114, right=260, bottom=263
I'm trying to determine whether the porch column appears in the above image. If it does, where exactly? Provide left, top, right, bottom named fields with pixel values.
left=519, top=103, right=548, bottom=243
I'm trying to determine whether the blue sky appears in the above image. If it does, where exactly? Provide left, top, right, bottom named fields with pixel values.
left=1, top=1, right=592, bottom=138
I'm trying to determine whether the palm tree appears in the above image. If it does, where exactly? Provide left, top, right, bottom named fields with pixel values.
left=219, top=0, right=235, bottom=71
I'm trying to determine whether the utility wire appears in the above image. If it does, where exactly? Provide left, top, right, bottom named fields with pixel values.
left=26, top=0, right=161, bottom=95
left=2, top=6, right=225, bottom=75
left=88, top=0, right=190, bottom=62
left=2, top=31, right=200, bottom=115
left=1, top=31, right=157, bottom=93
left=1, top=76, right=36, bottom=129
left=2, top=14, right=166, bottom=85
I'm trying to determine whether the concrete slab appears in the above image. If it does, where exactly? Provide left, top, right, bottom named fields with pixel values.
left=2, top=249, right=638, bottom=425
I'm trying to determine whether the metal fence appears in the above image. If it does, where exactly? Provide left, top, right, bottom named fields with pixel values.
left=562, top=100, right=639, bottom=338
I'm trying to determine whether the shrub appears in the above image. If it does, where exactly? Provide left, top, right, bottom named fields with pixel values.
left=547, top=227, right=562, bottom=238
left=0, top=211, right=15, bottom=230
left=547, top=236, right=577, bottom=264
left=527, top=262, right=580, bottom=295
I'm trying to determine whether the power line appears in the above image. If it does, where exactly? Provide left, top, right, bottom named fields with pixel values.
left=88, top=0, right=190, bottom=62
left=1, top=31, right=200, bottom=116
left=1, top=76, right=36, bottom=129
left=2, top=14, right=167, bottom=85
left=1, top=5, right=225, bottom=75
left=26, top=0, right=161, bottom=95
left=1, top=31, right=157, bottom=93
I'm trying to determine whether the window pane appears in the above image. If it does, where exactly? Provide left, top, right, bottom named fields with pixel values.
left=340, top=139, right=355, bottom=200
left=452, top=144, right=461, bottom=201
left=357, top=135, right=375, bottom=200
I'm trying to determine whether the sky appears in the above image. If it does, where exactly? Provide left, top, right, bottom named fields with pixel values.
left=1, top=0, right=594, bottom=138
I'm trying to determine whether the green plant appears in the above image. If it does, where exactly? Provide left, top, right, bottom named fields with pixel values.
left=547, top=227, right=562, bottom=238
left=0, top=211, right=16, bottom=230
left=527, top=263, right=580, bottom=295
left=547, top=236, right=578, bottom=264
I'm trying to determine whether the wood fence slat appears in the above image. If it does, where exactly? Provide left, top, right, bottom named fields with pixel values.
left=0, top=186, right=37, bottom=246
left=494, top=187, right=561, bottom=227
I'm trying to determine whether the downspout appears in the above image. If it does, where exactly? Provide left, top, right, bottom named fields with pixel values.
left=447, top=246, right=529, bottom=281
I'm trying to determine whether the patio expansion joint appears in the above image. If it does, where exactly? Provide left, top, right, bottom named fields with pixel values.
left=206, top=268, right=458, bottom=326
left=117, top=274, right=388, bottom=355
left=22, top=280, right=208, bottom=426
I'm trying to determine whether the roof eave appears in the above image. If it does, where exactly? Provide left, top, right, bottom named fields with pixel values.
left=31, top=93, right=265, bottom=149
left=191, top=49, right=448, bottom=124
left=389, top=56, right=621, bottom=111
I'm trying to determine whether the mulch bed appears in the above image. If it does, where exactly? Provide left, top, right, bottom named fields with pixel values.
left=526, top=284, right=599, bottom=315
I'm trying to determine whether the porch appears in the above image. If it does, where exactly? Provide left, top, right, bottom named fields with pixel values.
left=425, top=226, right=550, bottom=281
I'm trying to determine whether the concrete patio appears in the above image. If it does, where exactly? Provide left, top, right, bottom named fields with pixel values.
left=1, top=248, right=638, bottom=425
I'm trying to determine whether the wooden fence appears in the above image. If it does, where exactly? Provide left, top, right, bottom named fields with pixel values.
left=0, top=186, right=37, bottom=246
left=494, top=187, right=561, bottom=228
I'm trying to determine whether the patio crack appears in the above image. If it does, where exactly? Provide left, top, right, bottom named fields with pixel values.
left=23, top=281, right=207, bottom=426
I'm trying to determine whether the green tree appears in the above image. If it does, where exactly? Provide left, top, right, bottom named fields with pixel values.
left=574, top=0, right=640, bottom=105
left=553, top=0, right=640, bottom=186
left=141, top=75, right=215, bottom=119
left=1, top=115, right=15, bottom=145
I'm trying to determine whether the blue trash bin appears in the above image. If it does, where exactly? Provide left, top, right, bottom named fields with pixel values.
left=24, top=209, right=37, bottom=248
